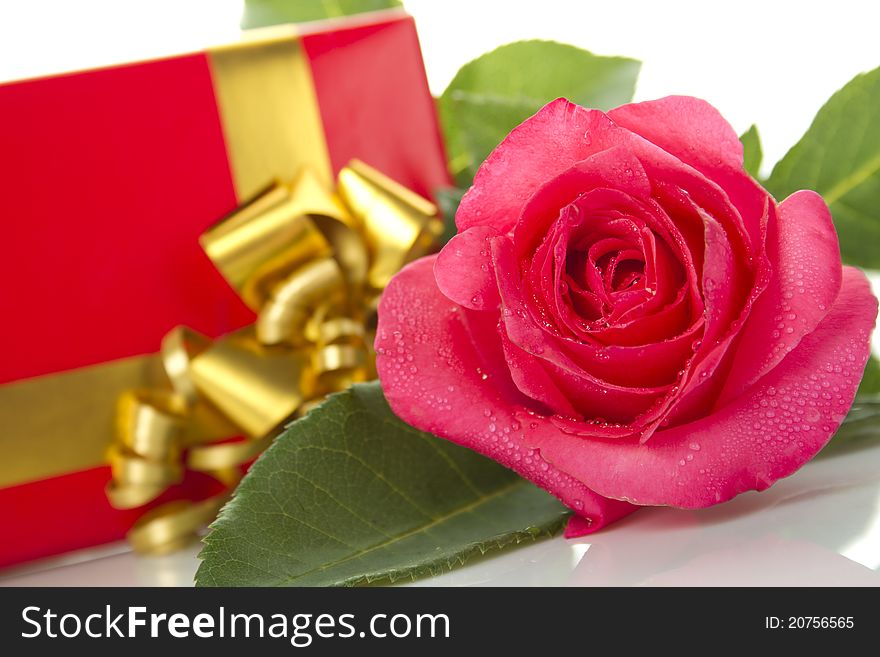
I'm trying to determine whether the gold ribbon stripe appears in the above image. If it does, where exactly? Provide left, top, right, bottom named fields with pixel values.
left=207, top=28, right=333, bottom=199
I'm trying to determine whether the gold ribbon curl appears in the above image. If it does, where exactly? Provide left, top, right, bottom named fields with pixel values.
left=107, top=160, right=441, bottom=553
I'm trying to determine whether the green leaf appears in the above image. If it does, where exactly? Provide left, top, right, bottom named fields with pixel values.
left=438, top=40, right=641, bottom=188
left=435, top=186, right=466, bottom=246
left=740, top=124, right=763, bottom=178
left=818, top=395, right=880, bottom=457
left=196, top=382, right=569, bottom=586
left=857, top=355, right=880, bottom=397
left=820, top=353, right=880, bottom=455
left=242, top=0, right=401, bottom=29
left=765, top=67, right=880, bottom=268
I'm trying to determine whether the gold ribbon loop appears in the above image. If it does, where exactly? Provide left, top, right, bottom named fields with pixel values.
left=312, top=346, right=369, bottom=394
left=107, top=390, right=188, bottom=509
left=105, top=458, right=183, bottom=510
left=283, top=171, right=368, bottom=293
left=313, top=316, right=365, bottom=344
left=312, top=316, right=369, bottom=387
left=337, top=159, right=441, bottom=290
left=187, top=434, right=274, bottom=473
left=108, top=160, right=439, bottom=553
left=313, top=344, right=367, bottom=376
left=160, top=328, right=211, bottom=405
left=108, top=452, right=184, bottom=489
left=256, top=257, right=345, bottom=345
left=127, top=497, right=228, bottom=555
left=200, top=185, right=333, bottom=310
left=188, top=338, right=311, bottom=438
left=115, top=389, right=186, bottom=459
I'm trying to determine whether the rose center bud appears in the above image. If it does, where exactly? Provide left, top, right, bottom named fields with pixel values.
left=526, top=197, right=687, bottom=344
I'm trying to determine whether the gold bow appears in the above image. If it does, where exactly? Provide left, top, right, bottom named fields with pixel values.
left=106, top=160, right=441, bottom=554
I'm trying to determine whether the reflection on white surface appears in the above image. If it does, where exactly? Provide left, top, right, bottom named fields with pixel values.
left=840, top=505, right=880, bottom=570
left=416, top=442, right=880, bottom=587
left=2, top=442, right=879, bottom=587
left=0, top=543, right=204, bottom=588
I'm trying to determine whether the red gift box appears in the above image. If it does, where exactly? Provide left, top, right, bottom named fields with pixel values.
left=0, top=10, right=448, bottom=568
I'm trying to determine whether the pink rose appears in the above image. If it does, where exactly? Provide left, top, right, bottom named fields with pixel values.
left=375, top=97, right=878, bottom=535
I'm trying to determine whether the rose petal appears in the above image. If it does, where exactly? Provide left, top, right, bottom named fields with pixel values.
left=457, top=99, right=623, bottom=234
left=498, top=234, right=703, bottom=393
left=610, top=96, right=768, bottom=250
left=698, top=203, right=741, bottom=346
left=523, top=184, right=702, bottom=345
left=599, top=285, right=699, bottom=350
left=627, top=143, right=756, bottom=264
left=492, top=235, right=672, bottom=420
left=608, top=96, right=743, bottom=173
left=499, top=328, right=579, bottom=417
left=376, top=255, right=638, bottom=528
left=661, top=197, right=772, bottom=426
left=434, top=225, right=501, bottom=311
left=718, top=190, right=843, bottom=405
left=528, top=267, right=877, bottom=507
left=513, top=146, right=652, bottom=254
left=564, top=501, right=637, bottom=538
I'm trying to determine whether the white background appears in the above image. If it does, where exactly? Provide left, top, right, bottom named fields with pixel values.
left=2, top=0, right=879, bottom=177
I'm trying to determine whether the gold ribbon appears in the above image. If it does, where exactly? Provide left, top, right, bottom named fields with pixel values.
left=106, top=160, right=441, bottom=553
